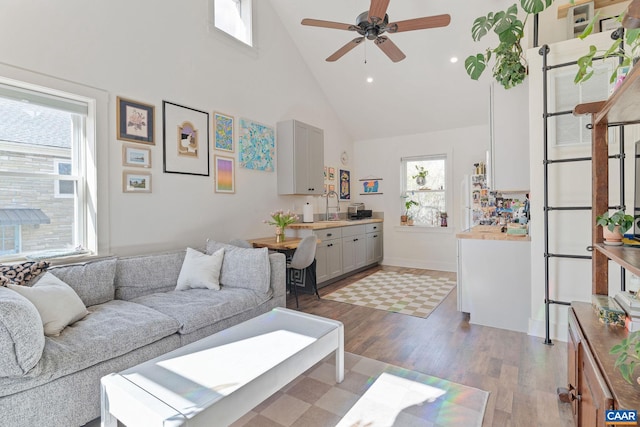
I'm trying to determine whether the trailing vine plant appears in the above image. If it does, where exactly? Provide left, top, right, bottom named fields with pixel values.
left=574, top=12, right=640, bottom=84
left=465, top=0, right=555, bottom=89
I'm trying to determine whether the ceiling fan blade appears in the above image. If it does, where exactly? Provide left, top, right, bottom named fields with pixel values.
left=374, top=36, right=406, bottom=62
left=368, top=0, right=390, bottom=23
left=387, top=14, right=451, bottom=33
left=326, top=37, right=365, bottom=62
left=301, top=18, right=356, bottom=31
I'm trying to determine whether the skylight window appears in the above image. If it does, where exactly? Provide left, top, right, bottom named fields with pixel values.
left=213, top=0, right=253, bottom=46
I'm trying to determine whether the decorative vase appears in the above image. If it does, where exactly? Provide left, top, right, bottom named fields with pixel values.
left=400, top=215, right=408, bottom=225
left=275, top=227, right=285, bottom=243
left=602, top=225, right=623, bottom=246
left=416, top=176, right=426, bottom=186
left=407, top=218, right=414, bottom=226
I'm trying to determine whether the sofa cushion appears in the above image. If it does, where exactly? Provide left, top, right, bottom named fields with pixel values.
left=0, top=299, right=181, bottom=396
left=176, top=248, right=224, bottom=291
left=0, top=287, right=45, bottom=377
left=46, top=258, right=116, bottom=306
left=205, top=241, right=271, bottom=296
left=7, top=273, right=89, bottom=337
left=132, top=288, right=268, bottom=335
left=0, top=261, right=49, bottom=286
left=115, top=250, right=186, bottom=300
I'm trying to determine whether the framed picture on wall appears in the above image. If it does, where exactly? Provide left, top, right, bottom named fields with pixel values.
left=213, top=112, right=234, bottom=152
left=162, top=101, right=210, bottom=176
left=214, top=155, right=235, bottom=193
left=116, top=97, right=155, bottom=145
left=122, top=145, right=151, bottom=168
left=123, top=171, right=152, bottom=193
left=339, top=169, right=351, bottom=200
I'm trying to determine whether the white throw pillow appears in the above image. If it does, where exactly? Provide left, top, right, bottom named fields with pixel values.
left=176, top=247, right=225, bottom=291
left=7, top=272, right=89, bottom=337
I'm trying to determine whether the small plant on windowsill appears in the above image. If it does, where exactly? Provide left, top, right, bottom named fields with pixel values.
left=611, top=330, right=640, bottom=385
left=596, top=209, right=635, bottom=245
left=401, top=199, right=419, bottom=225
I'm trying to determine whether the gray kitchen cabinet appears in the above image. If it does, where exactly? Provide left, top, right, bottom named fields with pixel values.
left=342, top=225, right=366, bottom=274
left=276, top=119, right=324, bottom=195
left=314, top=228, right=342, bottom=284
left=490, top=81, right=529, bottom=192
left=365, top=223, right=383, bottom=264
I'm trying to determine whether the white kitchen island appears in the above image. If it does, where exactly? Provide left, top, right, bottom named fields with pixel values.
left=456, top=226, right=531, bottom=333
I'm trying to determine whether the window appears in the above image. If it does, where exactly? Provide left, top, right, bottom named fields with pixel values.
left=401, top=155, right=447, bottom=227
left=213, top=0, right=253, bottom=46
left=0, top=81, right=95, bottom=259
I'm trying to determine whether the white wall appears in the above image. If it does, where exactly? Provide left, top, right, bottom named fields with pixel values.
left=353, top=125, right=490, bottom=272
left=527, top=32, right=640, bottom=341
left=0, top=0, right=353, bottom=255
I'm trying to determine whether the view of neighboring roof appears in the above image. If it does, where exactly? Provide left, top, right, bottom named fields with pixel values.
left=0, top=97, right=71, bottom=149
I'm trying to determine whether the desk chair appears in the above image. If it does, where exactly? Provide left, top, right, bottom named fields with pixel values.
left=229, top=238, right=252, bottom=248
left=287, top=235, right=320, bottom=308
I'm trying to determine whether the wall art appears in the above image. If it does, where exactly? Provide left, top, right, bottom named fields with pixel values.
left=215, top=155, right=235, bottom=193
left=359, top=177, right=383, bottom=195
left=238, top=118, right=274, bottom=172
left=214, top=111, right=234, bottom=152
left=339, top=169, right=350, bottom=200
left=162, top=101, right=210, bottom=176
left=122, top=145, right=151, bottom=168
left=123, top=171, right=151, bottom=193
left=117, top=97, right=155, bottom=145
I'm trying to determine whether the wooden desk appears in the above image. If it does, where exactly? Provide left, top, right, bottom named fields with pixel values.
left=248, top=237, right=303, bottom=251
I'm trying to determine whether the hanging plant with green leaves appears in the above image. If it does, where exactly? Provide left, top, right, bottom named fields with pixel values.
left=465, top=0, right=555, bottom=89
left=574, top=12, right=640, bottom=84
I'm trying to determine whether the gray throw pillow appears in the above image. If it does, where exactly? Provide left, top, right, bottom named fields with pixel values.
left=205, top=241, right=271, bottom=296
left=0, top=287, right=45, bottom=377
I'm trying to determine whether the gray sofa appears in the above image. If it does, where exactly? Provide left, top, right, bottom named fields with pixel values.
left=0, top=244, right=286, bottom=427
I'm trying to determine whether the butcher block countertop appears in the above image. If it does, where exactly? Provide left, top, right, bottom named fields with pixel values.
left=456, top=225, right=531, bottom=242
left=288, top=218, right=383, bottom=230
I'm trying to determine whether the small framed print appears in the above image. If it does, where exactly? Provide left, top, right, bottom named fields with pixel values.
left=214, top=112, right=234, bottom=152
left=163, top=101, right=210, bottom=176
left=215, top=155, right=235, bottom=193
left=117, top=97, right=155, bottom=145
left=599, top=16, right=620, bottom=32
left=122, top=145, right=151, bottom=168
left=123, top=171, right=151, bottom=193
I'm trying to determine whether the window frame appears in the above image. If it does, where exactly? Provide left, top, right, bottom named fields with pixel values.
left=401, top=154, right=449, bottom=228
left=0, top=74, right=101, bottom=262
left=209, top=0, right=256, bottom=51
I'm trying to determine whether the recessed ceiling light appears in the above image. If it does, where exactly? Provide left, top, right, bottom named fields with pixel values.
left=450, top=57, right=458, bottom=63
left=366, top=77, right=374, bottom=83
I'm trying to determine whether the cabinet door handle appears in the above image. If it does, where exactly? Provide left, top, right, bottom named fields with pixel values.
left=327, top=233, right=332, bottom=237
left=373, top=234, right=378, bottom=237
left=327, top=243, right=333, bottom=247
left=353, top=238, right=358, bottom=242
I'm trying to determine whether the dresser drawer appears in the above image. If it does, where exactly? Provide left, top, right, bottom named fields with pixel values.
left=366, top=223, right=382, bottom=233
left=314, top=228, right=342, bottom=240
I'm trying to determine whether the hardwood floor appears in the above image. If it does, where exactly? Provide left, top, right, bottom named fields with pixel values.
left=288, top=265, right=575, bottom=427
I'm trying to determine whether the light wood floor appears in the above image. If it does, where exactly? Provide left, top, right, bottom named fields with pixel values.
left=288, top=265, right=575, bottom=427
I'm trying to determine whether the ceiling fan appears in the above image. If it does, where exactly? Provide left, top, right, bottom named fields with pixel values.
left=301, top=0, right=451, bottom=63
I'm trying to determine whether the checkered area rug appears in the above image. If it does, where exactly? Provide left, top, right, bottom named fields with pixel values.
left=231, top=352, right=488, bottom=427
left=323, top=271, right=456, bottom=318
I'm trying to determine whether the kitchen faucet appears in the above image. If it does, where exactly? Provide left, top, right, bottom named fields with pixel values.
left=325, top=190, right=339, bottom=221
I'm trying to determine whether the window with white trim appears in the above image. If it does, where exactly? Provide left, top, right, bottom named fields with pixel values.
left=0, top=81, right=95, bottom=259
left=213, top=0, right=253, bottom=46
left=401, top=155, right=447, bottom=227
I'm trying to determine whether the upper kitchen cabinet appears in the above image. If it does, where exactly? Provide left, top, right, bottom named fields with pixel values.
left=490, top=81, right=530, bottom=192
left=277, top=119, right=324, bottom=195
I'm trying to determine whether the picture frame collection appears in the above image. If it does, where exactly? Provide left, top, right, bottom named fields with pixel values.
left=116, top=96, right=259, bottom=195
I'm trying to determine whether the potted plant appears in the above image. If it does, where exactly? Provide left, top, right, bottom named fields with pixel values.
left=465, top=1, right=556, bottom=89
left=412, top=166, right=428, bottom=187
left=264, top=210, right=299, bottom=243
left=596, top=209, right=635, bottom=245
left=403, top=199, right=419, bottom=225
left=611, top=330, right=640, bottom=385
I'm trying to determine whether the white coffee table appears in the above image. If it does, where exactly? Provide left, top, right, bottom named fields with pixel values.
left=101, top=307, right=344, bottom=427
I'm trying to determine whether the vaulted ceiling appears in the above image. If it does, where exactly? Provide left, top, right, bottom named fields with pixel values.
left=269, top=0, right=515, bottom=141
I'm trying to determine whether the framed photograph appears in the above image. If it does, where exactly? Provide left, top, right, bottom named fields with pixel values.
left=339, top=169, right=351, bottom=200
left=122, top=145, right=151, bottom=168
left=214, top=155, right=235, bottom=193
left=163, top=101, right=210, bottom=176
left=117, top=97, right=155, bottom=145
left=214, top=112, right=234, bottom=152
left=600, top=16, right=620, bottom=32
left=238, top=118, right=275, bottom=172
left=328, top=167, right=336, bottom=181
left=123, top=171, right=151, bottom=193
